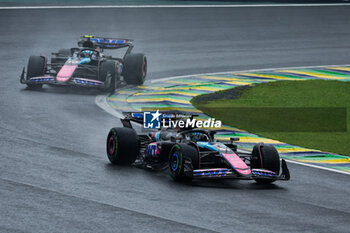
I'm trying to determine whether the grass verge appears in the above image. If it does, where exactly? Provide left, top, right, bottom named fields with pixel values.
left=191, top=80, right=350, bottom=156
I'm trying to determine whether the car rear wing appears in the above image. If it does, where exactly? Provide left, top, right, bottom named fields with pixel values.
left=121, top=112, right=144, bottom=127
left=78, top=35, right=134, bottom=52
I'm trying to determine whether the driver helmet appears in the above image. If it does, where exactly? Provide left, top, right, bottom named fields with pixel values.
left=189, top=132, right=209, bottom=142
left=81, top=50, right=93, bottom=57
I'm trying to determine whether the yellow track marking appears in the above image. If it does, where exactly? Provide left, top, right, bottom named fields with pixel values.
left=238, top=137, right=282, bottom=144
left=324, top=67, right=350, bottom=72
left=277, top=147, right=320, bottom=153
left=196, top=75, right=242, bottom=81
left=126, top=98, right=190, bottom=104
left=277, top=70, right=346, bottom=80
left=235, top=72, right=298, bottom=80
left=108, top=97, right=128, bottom=101
left=298, top=158, right=350, bottom=164
left=133, top=91, right=199, bottom=96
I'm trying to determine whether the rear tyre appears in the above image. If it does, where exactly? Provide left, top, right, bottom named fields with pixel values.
left=169, top=143, right=199, bottom=181
left=251, top=143, right=280, bottom=184
left=106, top=127, right=139, bottom=165
left=26, top=55, right=45, bottom=89
left=123, top=53, right=147, bottom=85
left=99, top=61, right=116, bottom=92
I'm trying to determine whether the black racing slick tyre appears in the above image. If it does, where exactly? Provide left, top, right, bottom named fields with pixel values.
left=26, top=55, right=46, bottom=89
left=251, top=143, right=280, bottom=184
left=169, top=143, right=199, bottom=181
left=123, top=53, right=147, bottom=85
left=99, top=61, right=116, bottom=92
left=106, top=127, right=139, bottom=165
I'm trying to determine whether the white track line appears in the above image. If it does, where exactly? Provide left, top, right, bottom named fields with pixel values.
left=285, top=159, right=350, bottom=175
left=96, top=64, right=350, bottom=176
left=1, top=4, right=350, bottom=10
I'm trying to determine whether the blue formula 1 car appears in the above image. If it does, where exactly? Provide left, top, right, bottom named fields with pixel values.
left=20, top=35, right=147, bottom=92
left=106, top=113, right=290, bottom=184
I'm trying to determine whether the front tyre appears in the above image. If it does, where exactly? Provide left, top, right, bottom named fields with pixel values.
left=169, top=143, right=199, bottom=181
left=123, top=53, right=147, bottom=85
left=26, top=55, right=46, bottom=89
left=106, top=127, right=139, bottom=165
left=251, top=143, right=280, bottom=184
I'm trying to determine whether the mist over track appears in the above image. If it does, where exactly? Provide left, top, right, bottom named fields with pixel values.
left=0, top=5, right=350, bottom=232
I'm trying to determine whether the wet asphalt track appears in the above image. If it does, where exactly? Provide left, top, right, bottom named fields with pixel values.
left=0, top=6, right=350, bottom=233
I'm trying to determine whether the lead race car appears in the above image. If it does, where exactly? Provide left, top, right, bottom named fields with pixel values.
left=106, top=113, right=290, bottom=184
left=20, top=35, right=147, bottom=91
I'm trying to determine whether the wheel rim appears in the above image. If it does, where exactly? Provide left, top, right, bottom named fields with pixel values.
left=171, top=152, right=179, bottom=171
left=107, top=136, right=116, bottom=155
left=142, top=58, right=147, bottom=78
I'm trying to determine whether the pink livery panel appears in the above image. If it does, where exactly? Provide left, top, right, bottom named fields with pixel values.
left=56, top=65, right=77, bottom=82
left=221, top=153, right=251, bottom=176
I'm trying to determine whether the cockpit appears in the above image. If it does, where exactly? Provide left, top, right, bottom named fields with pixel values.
left=153, top=129, right=212, bottom=143
left=183, top=131, right=210, bottom=142
left=78, top=49, right=100, bottom=60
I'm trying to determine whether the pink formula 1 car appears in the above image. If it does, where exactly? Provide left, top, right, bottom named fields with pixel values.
left=20, top=35, right=147, bottom=92
left=107, top=113, right=290, bottom=184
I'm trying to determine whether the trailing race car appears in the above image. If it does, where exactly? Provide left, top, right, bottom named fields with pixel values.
left=20, top=35, right=147, bottom=91
left=106, top=113, right=290, bottom=184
